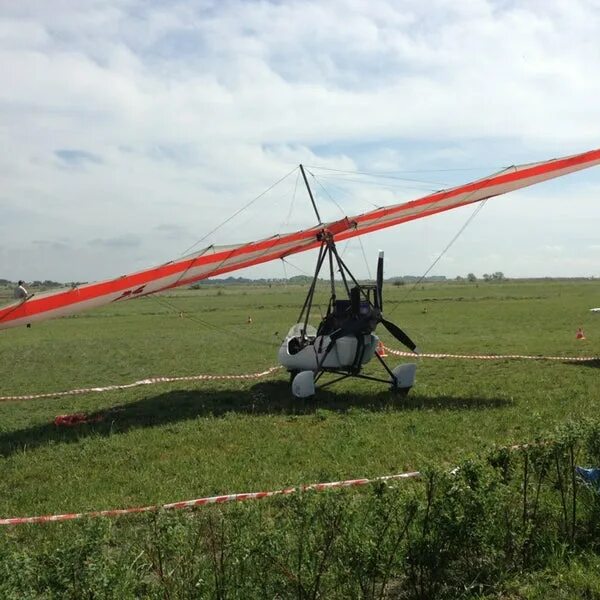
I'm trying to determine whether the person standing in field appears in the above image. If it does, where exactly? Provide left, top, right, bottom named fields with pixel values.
left=14, top=280, right=29, bottom=302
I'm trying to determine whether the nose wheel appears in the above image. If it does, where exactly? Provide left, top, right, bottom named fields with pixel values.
left=390, top=363, right=417, bottom=393
left=291, top=371, right=316, bottom=398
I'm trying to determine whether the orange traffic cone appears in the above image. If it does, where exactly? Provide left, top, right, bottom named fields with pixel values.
left=576, top=327, right=586, bottom=340
left=377, top=340, right=388, bottom=356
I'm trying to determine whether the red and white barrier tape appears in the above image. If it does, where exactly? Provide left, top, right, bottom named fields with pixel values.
left=0, top=471, right=420, bottom=526
left=384, top=347, right=599, bottom=362
left=3, top=347, right=598, bottom=402
left=0, top=367, right=281, bottom=403
left=0, top=436, right=566, bottom=526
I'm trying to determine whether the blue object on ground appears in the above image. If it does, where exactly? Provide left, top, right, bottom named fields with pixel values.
left=576, top=467, right=600, bottom=489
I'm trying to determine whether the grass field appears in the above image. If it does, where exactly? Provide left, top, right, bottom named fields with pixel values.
left=1, top=279, right=600, bottom=597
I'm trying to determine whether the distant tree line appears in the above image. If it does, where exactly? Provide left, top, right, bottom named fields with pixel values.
left=455, top=272, right=506, bottom=282
left=191, top=275, right=449, bottom=289
left=0, top=279, right=81, bottom=289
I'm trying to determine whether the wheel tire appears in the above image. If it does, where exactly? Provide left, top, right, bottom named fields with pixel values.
left=391, top=384, right=411, bottom=396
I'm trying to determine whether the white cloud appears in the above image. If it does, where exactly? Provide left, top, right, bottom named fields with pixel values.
left=0, top=0, right=599, bottom=282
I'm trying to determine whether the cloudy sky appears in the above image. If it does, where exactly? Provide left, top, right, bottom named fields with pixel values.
left=1, top=0, right=599, bottom=283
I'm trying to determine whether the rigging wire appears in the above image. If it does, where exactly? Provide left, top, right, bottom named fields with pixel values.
left=339, top=238, right=352, bottom=259
left=233, top=169, right=302, bottom=235
left=384, top=198, right=490, bottom=320
left=280, top=256, right=331, bottom=319
left=383, top=163, right=515, bottom=321
left=280, top=257, right=312, bottom=277
left=294, top=172, right=366, bottom=275
left=357, top=236, right=373, bottom=280
left=315, top=173, right=443, bottom=192
left=306, top=165, right=451, bottom=187
left=306, top=164, right=504, bottom=176
left=178, top=166, right=299, bottom=258
left=280, top=256, right=329, bottom=320
left=282, top=169, right=301, bottom=228
left=304, top=175, right=383, bottom=210
left=146, top=293, right=281, bottom=348
left=171, top=167, right=299, bottom=290
left=311, top=173, right=381, bottom=210
left=307, top=170, right=346, bottom=217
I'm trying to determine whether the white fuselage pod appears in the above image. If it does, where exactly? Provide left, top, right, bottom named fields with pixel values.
left=278, top=333, right=379, bottom=372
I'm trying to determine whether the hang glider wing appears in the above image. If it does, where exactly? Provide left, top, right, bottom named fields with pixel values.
left=2, top=148, right=600, bottom=330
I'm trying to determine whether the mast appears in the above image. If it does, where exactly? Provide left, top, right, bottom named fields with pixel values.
left=299, top=164, right=322, bottom=225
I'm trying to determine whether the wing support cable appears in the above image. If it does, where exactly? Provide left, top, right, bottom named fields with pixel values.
left=180, top=166, right=299, bottom=257
left=385, top=198, right=490, bottom=321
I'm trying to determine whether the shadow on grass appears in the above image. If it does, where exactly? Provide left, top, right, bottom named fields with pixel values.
left=564, top=359, right=600, bottom=369
left=0, top=381, right=511, bottom=457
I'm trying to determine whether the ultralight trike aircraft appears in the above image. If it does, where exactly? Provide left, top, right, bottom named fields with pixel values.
left=2, top=149, right=600, bottom=397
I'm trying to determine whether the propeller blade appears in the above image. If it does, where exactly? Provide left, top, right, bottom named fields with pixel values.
left=376, top=250, right=384, bottom=310
left=381, top=317, right=418, bottom=353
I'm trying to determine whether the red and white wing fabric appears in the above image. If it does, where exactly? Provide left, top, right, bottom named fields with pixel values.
left=2, top=148, right=600, bottom=330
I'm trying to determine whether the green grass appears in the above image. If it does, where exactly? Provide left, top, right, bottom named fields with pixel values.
left=1, top=280, right=600, bottom=597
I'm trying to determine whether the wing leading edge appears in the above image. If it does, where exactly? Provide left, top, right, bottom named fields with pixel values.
left=2, top=148, right=599, bottom=330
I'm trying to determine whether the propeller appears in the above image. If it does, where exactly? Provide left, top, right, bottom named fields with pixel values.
left=324, top=250, right=419, bottom=356
left=376, top=251, right=418, bottom=353
left=376, top=250, right=384, bottom=310
left=380, top=317, right=418, bottom=353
